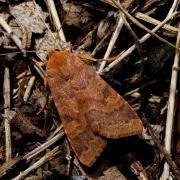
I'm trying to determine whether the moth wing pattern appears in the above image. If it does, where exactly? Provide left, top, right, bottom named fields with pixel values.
left=65, top=51, right=143, bottom=139
left=47, top=51, right=143, bottom=166
left=47, top=51, right=107, bottom=167
left=82, top=73, right=143, bottom=138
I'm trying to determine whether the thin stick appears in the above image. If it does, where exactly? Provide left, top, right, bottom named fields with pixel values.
left=165, top=0, right=179, bottom=18
left=0, top=128, right=64, bottom=178
left=3, top=67, right=12, bottom=161
left=98, top=13, right=124, bottom=73
left=121, top=13, right=144, bottom=71
left=141, top=116, right=180, bottom=178
left=92, top=27, right=114, bottom=57
left=47, top=125, right=63, bottom=140
left=111, top=0, right=178, bottom=50
left=102, top=12, right=177, bottom=73
left=135, top=12, right=178, bottom=33
left=32, top=0, right=55, bottom=40
left=161, top=23, right=180, bottom=180
left=12, top=147, right=61, bottom=180
left=23, top=76, right=36, bottom=102
left=0, top=16, right=22, bottom=49
left=65, top=139, right=72, bottom=176
left=24, top=129, right=64, bottom=160
left=31, top=59, right=46, bottom=79
left=46, top=0, right=66, bottom=42
left=161, top=1, right=180, bottom=178
left=124, top=80, right=157, bottom=97
left=0, top=156, right=22, bottom=178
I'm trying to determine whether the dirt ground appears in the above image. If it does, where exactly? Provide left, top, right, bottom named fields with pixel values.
left=0, top=0, right=180, bottom=179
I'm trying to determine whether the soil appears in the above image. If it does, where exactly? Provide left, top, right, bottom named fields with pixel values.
left=0, top=0, right=180, bottom=179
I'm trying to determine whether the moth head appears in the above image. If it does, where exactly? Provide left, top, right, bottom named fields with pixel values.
left=47, top=51, right=74, bottom=81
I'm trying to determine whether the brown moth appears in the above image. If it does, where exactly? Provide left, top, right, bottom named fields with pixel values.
left=46, top=51, right=143, bottom=167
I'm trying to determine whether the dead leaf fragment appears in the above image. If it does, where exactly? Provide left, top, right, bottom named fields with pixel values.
left=9, top=1, right=48, bottom=33
left=61, top=1, right=92, bottom=27
left=11, top=110, right=43, bottom=137
left=35, top=31, right=70, bottom=61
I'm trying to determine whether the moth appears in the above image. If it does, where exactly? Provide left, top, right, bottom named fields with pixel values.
left=46, top=51, right=143, bottom=167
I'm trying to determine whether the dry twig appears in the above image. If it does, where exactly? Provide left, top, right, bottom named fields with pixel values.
left=23, top=76, right=36, bottom=102
left=98, top=13, right=123, bottom=73
left=45, top=0, right=66, bottom=42
left=121, top=13, right=144, bottom=72
left=111, top=0, right=178, bottom=50
left=135, top=12, right=178, bottom=34
left=24, top=128, right=64, bottom=160
left=0, top=156, right=22, bottom=178
left=3, top=67, right=12, bottom=161
left=0, top=128, right=64, bottom=178
left=12, top=147, right=61, bottom=180
left=165, top=0, right=179, bottom=18
left=141, top=116, right=180, bottom=179
left=92, top=27, right=114, bottom=57
left=0, top=16, right=22, bottom=49
left=102, top=11, right=178, bottom=73
left=161, top=23, right=180, bottom=180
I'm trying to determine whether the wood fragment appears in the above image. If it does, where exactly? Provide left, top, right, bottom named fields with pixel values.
left=161, top=22, right=180, bottom=180
left=0, top=156, right=22, bottom=178
left=135, top=12, right=178, bottom=33
left=12, top=147, right=61, bottom=180
left=3, top=67, right=12, bottom=161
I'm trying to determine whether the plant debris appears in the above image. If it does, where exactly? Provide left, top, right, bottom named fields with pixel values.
left=0, top=0, right=180, bottom=179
